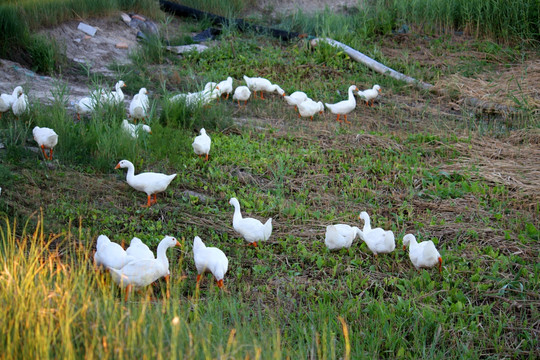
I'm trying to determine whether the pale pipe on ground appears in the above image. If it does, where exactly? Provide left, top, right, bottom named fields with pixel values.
left=311, top=37, right=517, bottom=114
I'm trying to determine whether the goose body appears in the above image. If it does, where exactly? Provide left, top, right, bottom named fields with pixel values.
left=284, top=91, right=308, bottom=106
left=324, top=85, right=358, bottom=123
left=298, top=99, right=324, bottom=120
left=232, top=86, right=251, bottom=105
left=115, top=159, right=177, bottom=207
left=126, top=237, right=155, bottom=260
left=193, top=236, right=228, bottom=288
left=33, top=126, right=58, bottom=160
left=171, top=84, right=219, bottom=107
left=243, top=75, right=285, bottom=99
left=75, top=96, right=96, bottom=120
left=0, top=86, right=23, bottom=117
left=192, top=128, right=211, bottom=161
left=112, top=81, right=126, bottom=104
left=403, top=234, right=442, bottom=273
left=357, top=84, right=381, bottom=106
left=101, top=80, right=126, bottom=105
left=12, top=93, right=28, bottom=117
left=229, top=197, right=272, bottom=247
left=217, top=77, right=233, bottom=99
left=108, top=236, right=180, bottom=300
left=94, top=234, right=133, bottom=270
left=325, top=224, right=361, bottom=250
left=122, top=119, right=151, bottom=139
left=129, top=88, right=149, bottom=120
left=203, top=82, right=221, bottom=103
left=358, top=211, right=395, bottom=255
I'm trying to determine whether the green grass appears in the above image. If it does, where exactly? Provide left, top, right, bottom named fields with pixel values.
left=0, top=1, right=539, bottom=358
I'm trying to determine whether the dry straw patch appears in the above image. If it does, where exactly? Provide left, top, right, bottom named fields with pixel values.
left=441, top=130, right=540, bottom=204
left=436, top=60, right=540, bottom=112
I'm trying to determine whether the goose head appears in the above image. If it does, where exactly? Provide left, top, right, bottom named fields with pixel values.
left=373, top=85, right=381, bottom=93
left=402, top=233, right=415, bottom=250
left=162, top=235, right=181, bottom=248
left=200, top=128, right=206, bottom=135
left=317, top=101, right=324, bottom=114
left=358, top=211, right=369, bottom=222
left=14, top=86, right=24, bottom=97
left=114, top=159, right=133, bottom=169
left=229, top=197, right=240, bottom=207
left=142, top=124, right=152, bottom=134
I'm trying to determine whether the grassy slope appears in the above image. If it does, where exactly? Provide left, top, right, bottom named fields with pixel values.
left=1, top=5, right=539, bottom=360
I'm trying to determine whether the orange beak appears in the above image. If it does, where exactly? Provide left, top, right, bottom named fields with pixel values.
left=217, top=279, right=224, bottom=288
left=402, top=245, right=406, bottom=251
left=175, top=241, right=181, bottom=247
left=114, top=163, right=120, bottom=169
left=123, top=84, right=126, bottom=87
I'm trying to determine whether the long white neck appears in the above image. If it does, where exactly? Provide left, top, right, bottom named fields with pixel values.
left=353, top=226, right=365, bottom=241
left=12, top=87, right=20, bottom=98
left=125, top=162, right=136, bottom=182
left=362, top=216, right=371, bottom=232
left=232, top=202, right=243, bottom=224
left=348, top=87, right=355, bottom=101
left=156, top=241, right=171, bottom=268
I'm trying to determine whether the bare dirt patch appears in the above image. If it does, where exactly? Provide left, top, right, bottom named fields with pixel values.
left=40, top=16, right=139, bottom=76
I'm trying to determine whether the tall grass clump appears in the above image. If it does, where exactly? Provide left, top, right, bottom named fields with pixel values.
left=280, top=0, right=538, bottom=44
left=168, top=0, right=252, bottom=19
left=28, top=83, right=145, bottom=172
left=392, top=0, right=539, bottom=42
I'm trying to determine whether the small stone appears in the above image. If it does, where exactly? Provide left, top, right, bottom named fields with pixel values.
left=115, top=42, right=129, bottom=49
left=166, top=44, right=209, bottom=55
left=77, top=22, right=97, bottom=36
left=84, top=35, right=91, bottom=40
left=120, top=12, right=132, bottom=24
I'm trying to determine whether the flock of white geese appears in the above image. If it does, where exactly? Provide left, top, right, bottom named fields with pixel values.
left=1, top=77, right=442, bottom=300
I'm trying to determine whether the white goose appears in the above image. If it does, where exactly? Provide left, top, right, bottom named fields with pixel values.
left=217, top=77, right=233, bottom=100
left=129, top=88, right=149, bottom=121
left=126, top=237, right=155, bottom=260
left=324, top=85, right=358, bottom=124
left=229, top=197, right=272, bottom=247
left=325, top=224, right=361, bottom=250
left=94, top=234, right=133, bottom=270
left=115, top=159, right=177, bottom=207
left=32, top=126, right=58, bottom=160
left=101, top=80, right=126, bottom=105
left=358, top=211, right=395, bottom=256
left=75, top=96, right=96, bottom=120
left=402, top=234, right=443, bottom=273
left=12, top=92, right=28, bottom=118
left=108, top=235, right=180, bottom=301
left=232, top=86, right=251, bottom=106
left=357, top=84, right=381, bottom=106
left=122, top=119, right=151, bottom=139
left=243, top=75, right=285, bottom=99
left=298, top=99, right=324, bottom=120
left=192, top=128, right=211, bottom=161
left=0, top=86, right=23, bottom=118
left=193, top=236, right=228, bottom=288
left=284, top=91, right=308, bottom=109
